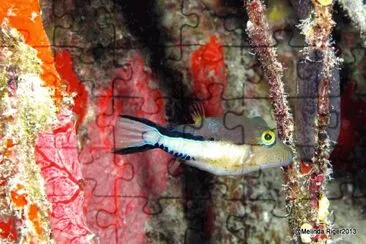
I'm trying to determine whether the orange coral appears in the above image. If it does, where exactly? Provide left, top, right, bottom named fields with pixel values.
left=28, top=204, right=43, bottom=236
left=300, top=161, right=312, bottom=175
left=5, top=139, right=15, bottom=148
left=0, top=0, right=63, bottom=105
left=55, top=50, right=89, bottom=132
left=10, top=184, right=28, bottom=207
left=191, top=35, right=227, bottom=117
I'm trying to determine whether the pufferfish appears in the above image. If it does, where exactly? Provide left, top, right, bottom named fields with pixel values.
left=114, top=107, right=293, bottom=176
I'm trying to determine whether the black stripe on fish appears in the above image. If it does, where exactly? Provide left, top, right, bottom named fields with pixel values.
left=153, top=142, right=195, bottom=161
left=114, top=144, right=155, bottom=154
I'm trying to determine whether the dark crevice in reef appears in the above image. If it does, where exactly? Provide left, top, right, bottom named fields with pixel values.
left=115, top=1, right=213, bottom=242
left=115, top=0, right=195, bottom=124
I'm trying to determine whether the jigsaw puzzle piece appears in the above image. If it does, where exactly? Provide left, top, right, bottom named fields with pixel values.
left=224, top=199, right=288, bottom=242
left=145, top=197, right=187, bottom=243
left=327, top=173, right=349, bottom=200
left=278, top=27, right=308, bottom=49
left=225, top=212, right=247, bottom=242
left=90, top=62, right=133, bottom=98
left=221, top=47, right=254, bottom=101
left=208, top=180, right=229, bottom=199
left=204, top=169, right=284, bottom=242
left=84, top=152, right=175, bottom=241
left=224, top=170, right=281, bottom=202
left=51, top=0, right=78, bottom=19
left=337, top=28, right=364, bottom=65
left=112, top=52, right=166, bottom=101
left=80, top=55, right=171, bottom=202
left=145, top=231, right=170, bottom=244
left=184, top=198, right=212, bottom=242
left=271, top=194, right=291, bottom=219
left=81, top=154, right=133, bottom=198
left=250, top=169, right=283, bottom=200
left=223, top=110, right=251, bottom=144
left=181, top=168, right=213, bottom=244
left=91, top=196, right=149, bottom=244
left=181, top=0, right=254, bottom=48
left=51, top=0, right=117, bottom=46
left=143, top=198, right=165, bottom=216
left=350, top=47, right=366, bottom=88
left=222, top=109, right=282, bottom=146
left=119, top=154, right=169, bottom=197
left=178, top=111, right=245, bottom=144
left=115, top=0, right=199, bottom=62
left=95, top=96, right=146, bottom=121
left=160, top=1, right=260, bottom=103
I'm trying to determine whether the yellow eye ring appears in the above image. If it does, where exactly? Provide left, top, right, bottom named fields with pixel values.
left=261, top=130, right=276, bottom=146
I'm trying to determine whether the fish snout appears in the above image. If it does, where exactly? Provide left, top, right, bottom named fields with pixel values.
left=277, top=140, right=294, bottom=166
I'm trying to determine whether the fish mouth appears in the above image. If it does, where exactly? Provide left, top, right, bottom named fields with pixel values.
left=281, top=155, right=294, bottom=167
left=282, top=148, right=295, bottom=166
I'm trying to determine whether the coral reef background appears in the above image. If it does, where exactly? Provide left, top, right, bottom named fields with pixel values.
left=1, top=0, right=366, bottom=243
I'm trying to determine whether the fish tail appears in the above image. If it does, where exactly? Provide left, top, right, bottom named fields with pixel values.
left=114, top=115, right=162, bottom=154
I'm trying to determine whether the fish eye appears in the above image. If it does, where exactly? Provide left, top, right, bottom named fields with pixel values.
left=261, top=130, right=275, bottom=146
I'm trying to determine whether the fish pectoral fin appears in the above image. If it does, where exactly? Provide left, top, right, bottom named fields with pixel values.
left=169, top=159, right=182, bottom=172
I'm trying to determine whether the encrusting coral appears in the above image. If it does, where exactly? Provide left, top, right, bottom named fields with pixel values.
left=0, top=20, right=57, bottom=243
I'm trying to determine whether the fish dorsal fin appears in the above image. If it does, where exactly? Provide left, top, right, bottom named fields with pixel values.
left=190, top=102, right=205, bottom=128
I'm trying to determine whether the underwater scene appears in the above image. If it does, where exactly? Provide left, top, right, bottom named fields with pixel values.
left=0, top=0, right=366, bottom=243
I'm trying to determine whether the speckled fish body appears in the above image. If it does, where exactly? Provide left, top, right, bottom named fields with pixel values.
left=114, top=115, right=293, bottom=176
left=175, top=112, right=272, bottom=145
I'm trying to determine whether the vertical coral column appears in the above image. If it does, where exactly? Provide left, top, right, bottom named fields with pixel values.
left=79, top=52, right=170, bottom=243
left=1, top=0, right=92, bottom=243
